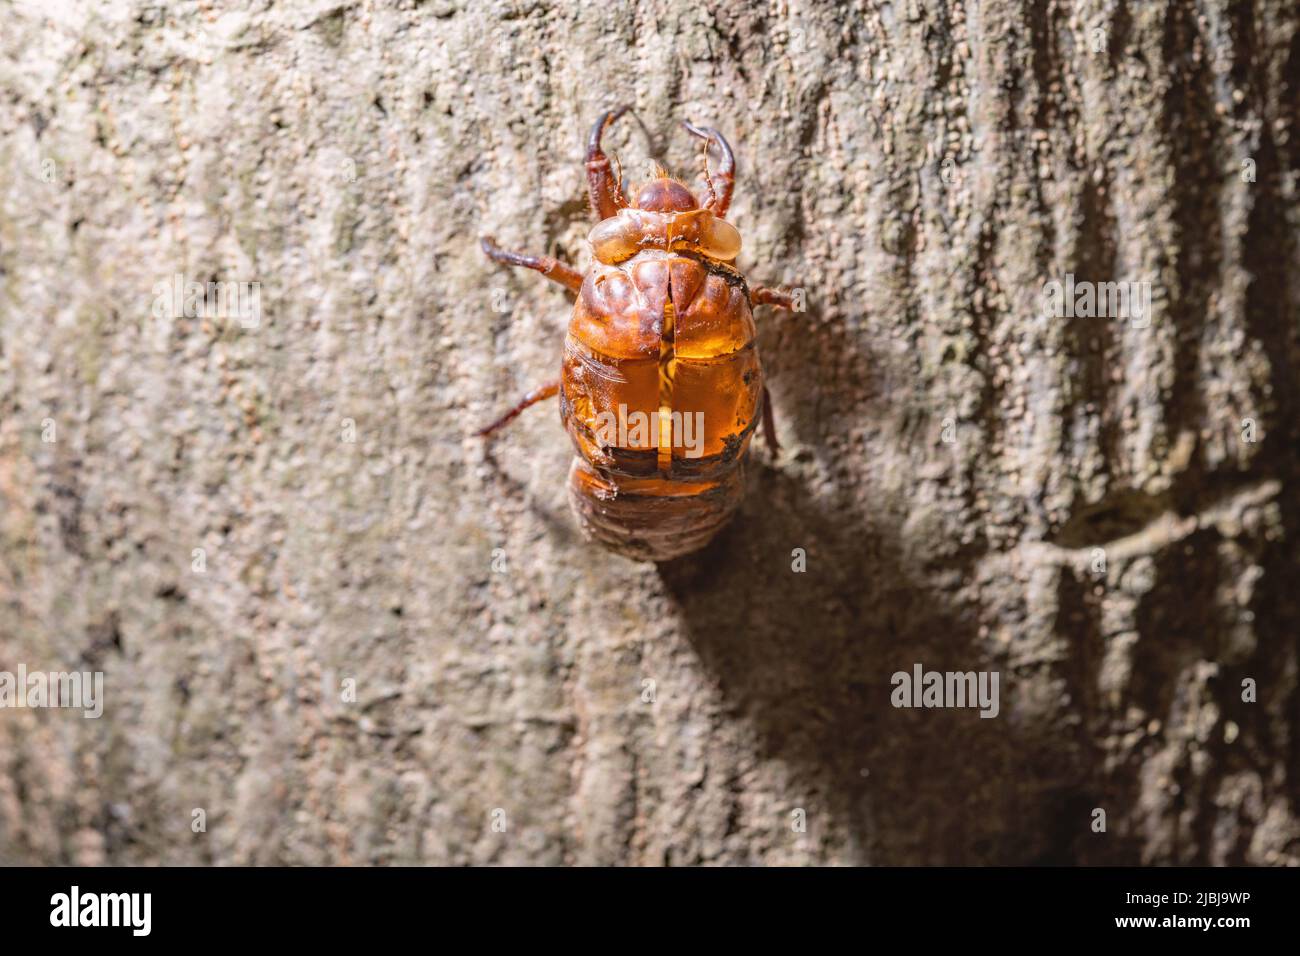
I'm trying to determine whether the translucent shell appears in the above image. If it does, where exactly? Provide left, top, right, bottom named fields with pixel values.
left=588, top=215, right=642, bottom=263
left=588, top=209, right=742, bottom=264
left=698, top=218, right=741, bottom=260
left=562, top=255, right=761, bottom=480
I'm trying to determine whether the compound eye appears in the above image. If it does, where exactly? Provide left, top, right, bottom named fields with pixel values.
left=588, top=216, right=640, bottom=263
left=699, top=218, right=741, bottom=260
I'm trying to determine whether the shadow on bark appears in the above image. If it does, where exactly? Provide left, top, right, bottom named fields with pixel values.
left=658, top=462, right=1103, bottom=864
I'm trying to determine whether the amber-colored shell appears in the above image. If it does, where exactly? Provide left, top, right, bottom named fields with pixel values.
left=561, top=249, right=762, bottom=560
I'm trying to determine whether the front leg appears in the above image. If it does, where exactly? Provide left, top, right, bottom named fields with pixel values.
left=481, top=237, right=583, bottom=293
left=586, top=105, right=631, bottom=220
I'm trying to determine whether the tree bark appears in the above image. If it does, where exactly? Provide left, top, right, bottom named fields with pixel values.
left=1, top=0, right=1297, bottom=865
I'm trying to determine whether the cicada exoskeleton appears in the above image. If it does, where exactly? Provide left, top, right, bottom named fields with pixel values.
left=480, top=108, right=797, bottom=561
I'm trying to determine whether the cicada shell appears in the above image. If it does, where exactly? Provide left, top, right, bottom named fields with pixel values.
left=480, top=108, right=798, bottom=562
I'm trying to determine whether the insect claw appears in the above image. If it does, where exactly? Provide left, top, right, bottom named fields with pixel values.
left=679, top=121, right=735, bottom=216
left=587, top=107, right=636, bottom=218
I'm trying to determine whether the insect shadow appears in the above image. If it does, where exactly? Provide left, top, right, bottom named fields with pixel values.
left=657, top=457, right=1100, bottom=864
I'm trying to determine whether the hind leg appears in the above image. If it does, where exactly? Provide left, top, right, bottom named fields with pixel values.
left=761, top=385, right=780, bottom=455
left=752, top=290, right=793, bottom=456
left=478, top=380, right=560, bottom=437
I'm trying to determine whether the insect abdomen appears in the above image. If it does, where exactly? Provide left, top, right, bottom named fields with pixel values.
left=566, top=459, right=745, bottom=562
left=561, top=253, right=761, bottom=561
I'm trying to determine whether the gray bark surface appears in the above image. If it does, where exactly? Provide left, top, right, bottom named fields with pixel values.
left=1, top=0, right=1297, bottom=865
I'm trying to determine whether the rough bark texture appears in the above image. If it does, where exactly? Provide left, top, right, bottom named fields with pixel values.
left=1, top=0, right=1298, bottom=866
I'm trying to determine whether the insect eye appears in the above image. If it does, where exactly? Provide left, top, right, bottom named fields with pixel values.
left=588, top=216, right=640, bottom=263
left=698, top=219, right=741, bottom=261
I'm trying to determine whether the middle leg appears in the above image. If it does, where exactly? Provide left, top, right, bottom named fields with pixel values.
left=481, top=237, right=583, bottom=293
left=751, top=286, right=801, bottom=310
